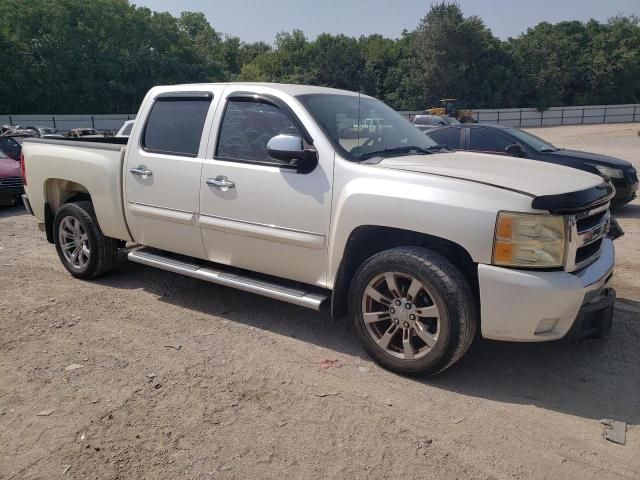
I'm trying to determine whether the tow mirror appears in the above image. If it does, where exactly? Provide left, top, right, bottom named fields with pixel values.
left=505, top=143, right=524, bottom=157
left=267, top=134, right=318, bottom=174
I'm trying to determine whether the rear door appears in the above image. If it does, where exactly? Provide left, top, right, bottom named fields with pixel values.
left=426, top=127, right=463, bottom=150
left=124, top=89, right=223, bottom=258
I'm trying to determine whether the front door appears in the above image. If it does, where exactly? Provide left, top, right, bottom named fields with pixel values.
left=198, top=89, right=334, bottom=286
left=124, top=90, right=220, bottom=258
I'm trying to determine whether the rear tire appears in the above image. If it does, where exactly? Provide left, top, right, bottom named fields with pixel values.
left=349, top=246, right=477, bottom=376
left=53, top=201, right=118, bottom=279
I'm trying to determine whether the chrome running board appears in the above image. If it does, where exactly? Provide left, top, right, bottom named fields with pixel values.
left=127, top=248, right=328, bottom=311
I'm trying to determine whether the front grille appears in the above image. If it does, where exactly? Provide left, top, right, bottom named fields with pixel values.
left=575, top=238, right=604, bottom=265
left=0, top=176, right=23, bottom=189
left=566, top=203, right=610, bottom=272
left=576, top=209, right=607, bottom=232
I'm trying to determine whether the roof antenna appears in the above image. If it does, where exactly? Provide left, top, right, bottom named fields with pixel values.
left=357, top=91, right=361, bottom=150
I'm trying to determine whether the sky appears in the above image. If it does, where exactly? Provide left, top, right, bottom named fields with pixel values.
left=133, top=0, right=639, bottom=42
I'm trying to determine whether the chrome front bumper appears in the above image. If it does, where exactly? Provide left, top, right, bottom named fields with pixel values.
left=478, top=238, right=615, bottom=342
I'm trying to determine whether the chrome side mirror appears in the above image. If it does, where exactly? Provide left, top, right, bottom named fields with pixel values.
left=267, top=134, right=318, bottom=174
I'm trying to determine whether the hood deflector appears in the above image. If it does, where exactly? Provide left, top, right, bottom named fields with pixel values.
left=531, top=182, right=615, bottom=214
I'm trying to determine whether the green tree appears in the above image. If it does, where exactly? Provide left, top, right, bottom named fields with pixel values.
left=1, top=0, right=639, bottom=114
left=412, top=1, right=515, bottom=109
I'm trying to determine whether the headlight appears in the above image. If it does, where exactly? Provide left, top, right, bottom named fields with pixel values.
left=493, top=212, right=566, bottom=268
left=593, top=165, right=624, bottom=179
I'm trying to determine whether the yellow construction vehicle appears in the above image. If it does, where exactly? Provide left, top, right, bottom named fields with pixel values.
left=425, top=98, right=474, bottom=123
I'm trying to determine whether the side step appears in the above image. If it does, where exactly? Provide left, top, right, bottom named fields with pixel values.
left=127, top=249, right=328, bottom=311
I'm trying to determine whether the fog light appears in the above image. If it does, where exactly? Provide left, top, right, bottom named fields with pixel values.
left=534, top=318, right=559, bottom=334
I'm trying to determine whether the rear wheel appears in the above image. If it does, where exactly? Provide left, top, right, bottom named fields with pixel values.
left=350, top=247, right=477, bottom=376
left=53, top=201, right=118, bottom=279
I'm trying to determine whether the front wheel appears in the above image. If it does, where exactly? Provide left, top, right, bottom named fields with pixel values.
left=53, top=201, right=119, bottom=279
left=349, top=247, right=477, bottom=376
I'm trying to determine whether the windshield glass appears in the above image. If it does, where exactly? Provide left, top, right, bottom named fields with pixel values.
left=297, top=94, right=439, bottom=161
left=504, top=127, right=557, bottom=152
left=444, top=117, right=460, bottom=125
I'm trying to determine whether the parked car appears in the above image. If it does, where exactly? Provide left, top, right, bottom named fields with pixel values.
left=0, top=148, right=23, bottom=207
left=1, top=127, right=38, bottom=138
left=426, top=124, right=638, bottom=206
left=116, top=120, right=135, bottom=138
left=65, top=128, right=104, bottom=138
left=23, top=126, right=64, bottom=138
left=21, top=83, right=618, bottom=376
left=413, top=114, right=460, bottom=132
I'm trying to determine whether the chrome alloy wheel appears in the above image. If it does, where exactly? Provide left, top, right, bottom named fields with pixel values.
left=58, top=216, right=90, bottom=270
left=361, top=272, right=442, bottom=360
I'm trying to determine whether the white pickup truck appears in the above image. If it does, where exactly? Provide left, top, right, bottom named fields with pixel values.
left=21, top=83, right=617, bottom=375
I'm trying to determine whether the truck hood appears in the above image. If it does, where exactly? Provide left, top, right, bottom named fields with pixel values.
left=0, top=158, right=21, bottom=178
left=376, top=151, right=602, bottom=197
left=548, top=148, right=632, bottom=168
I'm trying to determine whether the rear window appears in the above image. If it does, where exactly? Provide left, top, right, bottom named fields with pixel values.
left=142, top=97, right=212, bottom=157
left=427, top=127, right=461, bottom=149
left=0, top=138, right=21, bottom=159
left=414, top=116, right=441, bottom=126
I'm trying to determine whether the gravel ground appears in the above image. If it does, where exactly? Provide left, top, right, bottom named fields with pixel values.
left=1, top=124, right=639, bottom=480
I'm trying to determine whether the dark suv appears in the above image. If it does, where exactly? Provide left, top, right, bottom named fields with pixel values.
left=426, top=124, right=638, bottom=206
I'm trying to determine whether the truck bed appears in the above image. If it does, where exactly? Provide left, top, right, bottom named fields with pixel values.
left=21, top=138, right=132, bottom=242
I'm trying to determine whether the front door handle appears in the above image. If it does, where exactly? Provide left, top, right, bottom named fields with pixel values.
left=206, top=175, right=236, bottom=191
left=130, top=166, right=153, bottom=178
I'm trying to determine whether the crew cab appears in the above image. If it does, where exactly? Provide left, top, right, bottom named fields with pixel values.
left=21, top=83, right=617, bottom=375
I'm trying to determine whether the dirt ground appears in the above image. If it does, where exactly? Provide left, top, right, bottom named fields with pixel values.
left=1, top=124, right=639, bottom=480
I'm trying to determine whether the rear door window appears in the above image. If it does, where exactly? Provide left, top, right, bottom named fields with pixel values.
left=143, top=96, right=212, bottom=157
left=427, top=127, right=462, bottom=149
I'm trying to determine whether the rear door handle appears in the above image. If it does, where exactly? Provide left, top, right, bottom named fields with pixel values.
left=130, top=166, right=153, bottom=178
left=206, top=175, right=235, bottom=191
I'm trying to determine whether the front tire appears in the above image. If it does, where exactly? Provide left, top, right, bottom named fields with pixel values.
left=349, top=247, right=477, bottom=376
left=53, top=201, right=118, bottom=279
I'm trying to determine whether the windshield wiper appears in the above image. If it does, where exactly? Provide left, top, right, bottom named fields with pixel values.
left=359, top=145, right=433, bottom=160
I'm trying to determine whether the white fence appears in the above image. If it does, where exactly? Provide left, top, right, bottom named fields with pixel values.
left=0, top=114, right=135, bottom=132
left=400, top=103, right=640, bottom=127
left=3, top=103, right=640, bottom=131
left=471, top=104, right=640, bottom=127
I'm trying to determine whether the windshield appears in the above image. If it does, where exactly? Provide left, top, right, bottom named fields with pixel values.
left=297, top=94, right=439, bottom=161
left=444, top=117, right=460, bottom=125
left=504, top=127, right=557, bottom=152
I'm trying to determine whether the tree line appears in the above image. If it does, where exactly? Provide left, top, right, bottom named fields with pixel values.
left=1, top=0, right=638, bottom=114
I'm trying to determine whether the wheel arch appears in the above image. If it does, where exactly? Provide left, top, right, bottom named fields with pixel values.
left=43, top=178, right=92, bottom=244
left=330, top=225, right=478, bottom=320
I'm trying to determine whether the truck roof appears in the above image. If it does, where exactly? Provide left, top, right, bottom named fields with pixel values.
left=153, top=82, right=361, bottom=97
